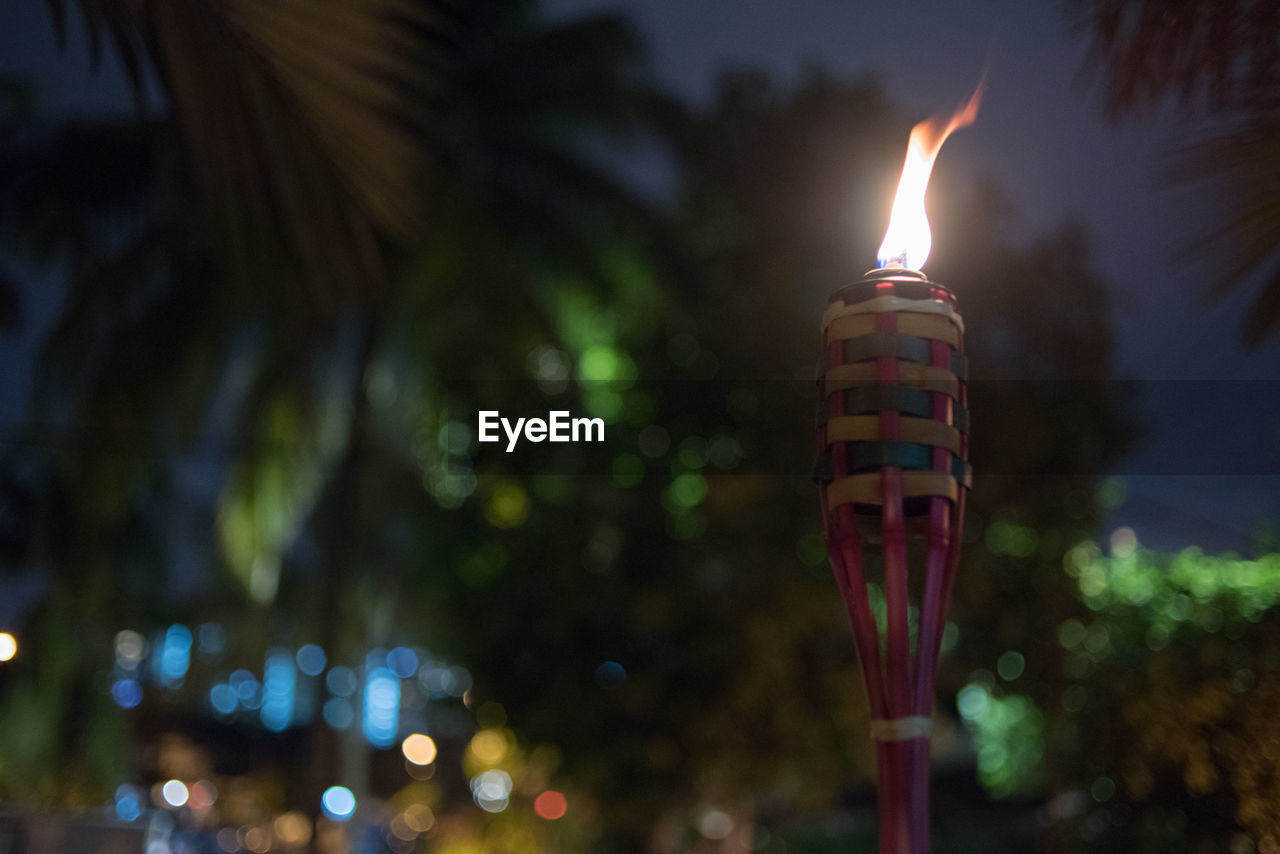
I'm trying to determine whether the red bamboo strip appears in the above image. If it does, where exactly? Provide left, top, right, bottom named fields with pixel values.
left=874, top=310, right=912, bottom=854
left=907, top=335, right=960, bottom=854
left=823, top=340, right=890, bottom=722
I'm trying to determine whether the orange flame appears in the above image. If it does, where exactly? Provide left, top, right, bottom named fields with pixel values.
left=877, top=82, right=983, bottom=271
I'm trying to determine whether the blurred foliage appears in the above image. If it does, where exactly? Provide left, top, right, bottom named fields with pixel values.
left=1041, top=538, right=1280, bottom=847
left=42, top=0, right=441, bottom=308
left=1069, top=0, right=1280, bottom=345
left=1069, top=0, right=1279, bottom=116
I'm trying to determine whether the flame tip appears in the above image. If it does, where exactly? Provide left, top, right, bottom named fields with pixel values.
left=875, top=78, right=983, bottom=271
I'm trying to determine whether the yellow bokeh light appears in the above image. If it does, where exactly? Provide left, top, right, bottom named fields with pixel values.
left=485, top=481, right=530, bottom=529
left=401, top=733, right=438, bottom=766
left=469, top=730, right=508, bottom=765
left=273, top=811, right=312, bottom=847
left=0, top=633, right=16, bottom=662
left=389, top=815, right=417, bottom=842
left=243, top=826, right=271, bottom=854
left=403, top=804, right=435, bottom=833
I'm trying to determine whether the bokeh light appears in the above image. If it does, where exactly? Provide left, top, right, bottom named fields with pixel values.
left=197, top=622, right=226, bottom=656
left=387, top=646, right=419, bottom=679
left=468, top=730, right=507, bottom=765
left=322, top=698, right=354, bottom=730
left=402, top=804, right=434, bottom=833
left=985, top=521, right=1038, bottom=558
left=114, top=630, right=144, bottom=664
left=273, top=811, right=312, bottom=846
left=401, top=733, right=437, bottom=766
left=699, top=810, right=734, bottom=840
left=243, top=826, right=271, bottom=853
left=296, top=644, right=326, bottom=676
left=1110, top=526, right=1138, bottom=558
left=0, top=633, right=17, bottom=662
left=187, top=780, right=216, bottom=811
left=996, top=651, right=1026, bottom=681
left=210, top=684, right=238, bottom=715
left=161, top=779, right=189, bottom=808
left=230, top=669, right=260, bottom=710
left=485, top=480, right=530, bottom=529
left=111, top=678, right=143, bottom=709
left=470, top=769, right=512, bottom=812
left=321, top=786, right=356, bottom=821
left=261, top=649, right=296, bottom=732
left=955, top=681, right=1045, bottom=796
left=114, top=785, right=143, bottom=822
left=325, top=665, right=356, bottom=697
left=215, top=829, right=238, bottom=853
left=157, top=625, right=192, bottom=685
left=663, top=473, right=707, bottom=509
left=361, top=667, right=400, bottom=748
left=534, top=790, right=567, bottom=820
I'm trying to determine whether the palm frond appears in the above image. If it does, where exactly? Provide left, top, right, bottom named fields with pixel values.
left=48, top=0, right=447, bottom=312
left=1161, top=122, right=1280, bottom=344
left=1069, top=0, right=1280, bottom=116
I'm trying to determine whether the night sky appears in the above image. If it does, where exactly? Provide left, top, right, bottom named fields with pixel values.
left=4, top=1, right=1280, bottom=552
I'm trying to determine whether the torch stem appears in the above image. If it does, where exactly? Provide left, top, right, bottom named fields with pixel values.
left=818, top=271, right=968, bottom=854
left=875, top=310, right=916, bottom=854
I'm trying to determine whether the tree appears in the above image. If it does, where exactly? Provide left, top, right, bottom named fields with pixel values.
left=0, top=0, right=676, bottom=834
left=1069, top=0, right=1280, bottom=344
left=1044, top=536, right=1280, bottom=848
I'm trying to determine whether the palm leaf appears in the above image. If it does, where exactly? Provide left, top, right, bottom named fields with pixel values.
left=1070, top=0, right=1280, bottom=115
left=1163, top=122, right=1280, bottom=345
left=45, top=0, right=446, bottom=312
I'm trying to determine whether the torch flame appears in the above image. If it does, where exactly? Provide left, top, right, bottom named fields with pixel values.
left=876, top=82, right=983, bottom=271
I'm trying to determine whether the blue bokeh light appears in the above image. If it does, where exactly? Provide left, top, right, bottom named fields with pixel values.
left=231, top=670, right=260, bottom=707
left=209, top=684, right=237, bottom=716
left=361, top=667, right=400, bottom=748
left=197, top=622, right=226, bottom=657
left=110, top=678, right=143, bottom=709
left=322, top=698, right=354, bottom=730
left=325, top=666, right=356, bottom=698
left=296, top=644, right=326, bottom=676
left=321, top=786, right=356, bottom=821
left=261, top=649, right=296, bottom=732
left=386, top=646, right=419, bottom=679
left=156, top=625, right=192, bottom=685
left=114, top=785, right=142, bottom=822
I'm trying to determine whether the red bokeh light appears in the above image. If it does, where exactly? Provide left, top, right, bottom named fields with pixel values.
left=534, top=790, right=568, bottom=820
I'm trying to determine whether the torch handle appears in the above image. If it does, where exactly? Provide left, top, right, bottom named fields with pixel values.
left=818, top=272, right=969, bottom=854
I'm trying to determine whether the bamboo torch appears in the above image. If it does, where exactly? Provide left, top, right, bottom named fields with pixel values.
left=815, top=84, right=980, bottom=854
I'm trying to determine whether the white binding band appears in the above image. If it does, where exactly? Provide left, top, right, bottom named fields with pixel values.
left=868, top=716, right=933, bottom=741
left=821, top=296, right=965, bottom=333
